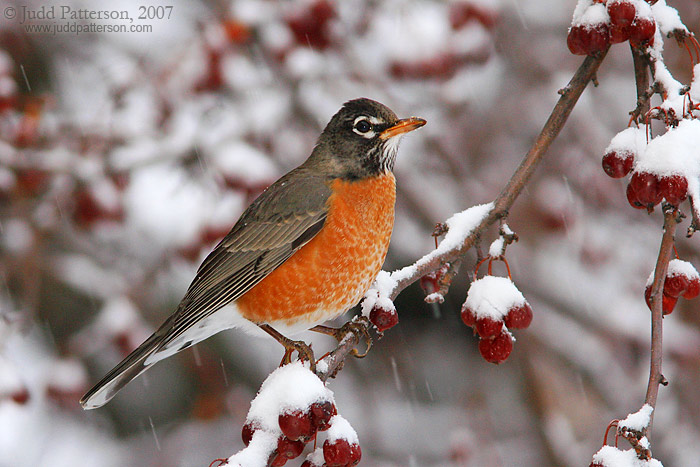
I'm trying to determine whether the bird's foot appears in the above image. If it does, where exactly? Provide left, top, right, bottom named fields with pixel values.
left=258, top=324, right=316, bottom=373
left=311, top=316, right=372, bottom=358
left=280, top=339, right=316, bottom=372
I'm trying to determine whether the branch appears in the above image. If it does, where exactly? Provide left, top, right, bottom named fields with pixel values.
left=388, top=49, right=610, bottom=300
left=644, top=207, right=678, bottom=434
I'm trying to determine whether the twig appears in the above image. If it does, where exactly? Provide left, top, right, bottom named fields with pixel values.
left=388, top=49, right=609, bottom=301
left=644, top=207, right=677, bottom=434
left=630, top=45, right=652, bottom=125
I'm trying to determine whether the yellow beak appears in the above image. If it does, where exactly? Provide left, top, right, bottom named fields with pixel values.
left=379, top=117, right=427, bottom=140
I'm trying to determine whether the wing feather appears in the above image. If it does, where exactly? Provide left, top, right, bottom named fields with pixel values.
left=154, top=167, right=332, bottom=349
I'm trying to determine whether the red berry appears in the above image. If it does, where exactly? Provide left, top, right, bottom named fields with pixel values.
left=602, top=151, right=634, bottom=178
left=658, top=175, right=688, bottom=206
left=609, top=24, right=630, bottom=44
left=629, top=16, right=656, bottom=47
left=607, top=0, right=636, bottom=29
left=279, top=410, right=315, bottom=441
left=323, top=438, right=354, bottom=467
left=222, top=18, right=252, bottom=44
left=277, top=436, right=305, bottom=460
left=567, top=23, right=610, bottom=56
left=287, top=0, right=335, bottom=50
left=310, top=401, right=336, bottom=431
left=504, top=304, right=533, bottom=329
left=369, top=306, right=399, bottom=332
left=644, top=285, right=678, bottom=315
left=348, top=443, right=362, bottom=465
left=241, top=422, right=256, bottom=446
left=664, top=274, right=689, bottom=298
left=268, top=453, right=288, bottom=467
left=450, top=2, right=498, bottom=29
left=683, top=277, right=700, bottom=299
left=15, top=168, right=49, bottom=197
left=627, top=172, right=662, bottom=210
left=460, top=304, right=477, bottom=327
left=478, top=331, right=513, bottom=364
left=475, top=316, right=503, bottom=338
left=10, top=388, right=30, bottom=404
left=626, top=182, right=646, bottom=210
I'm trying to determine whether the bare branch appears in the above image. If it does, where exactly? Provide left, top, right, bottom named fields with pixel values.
left=388, top=50, right=609, bottom=301
left=644, top=207, right=678, bottom=435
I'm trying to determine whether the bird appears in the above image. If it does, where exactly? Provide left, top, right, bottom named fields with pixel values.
left=80, top=98, right=426, bottom=409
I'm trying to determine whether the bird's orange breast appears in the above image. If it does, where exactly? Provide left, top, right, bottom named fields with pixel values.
left=235, top=173, right=396, bottom=328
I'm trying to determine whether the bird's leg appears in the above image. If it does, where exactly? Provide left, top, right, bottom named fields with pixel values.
left=310, top=316, right=372, bottom=358
left=258, top=324, right=316, bottom=372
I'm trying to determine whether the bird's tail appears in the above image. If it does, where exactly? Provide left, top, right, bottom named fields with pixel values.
left=80, top=331, right=162, bottom=410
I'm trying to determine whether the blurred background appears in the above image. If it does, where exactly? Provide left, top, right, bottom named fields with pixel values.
left=1, top=0, right=700, bottom=465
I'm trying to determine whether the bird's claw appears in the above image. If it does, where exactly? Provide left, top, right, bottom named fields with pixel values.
left=311, top=317, right=372, bottom=358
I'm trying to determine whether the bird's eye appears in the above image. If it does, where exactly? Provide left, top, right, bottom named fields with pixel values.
left=354, top=119, right=372, bottom=133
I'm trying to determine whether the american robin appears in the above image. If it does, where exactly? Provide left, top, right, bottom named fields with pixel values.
left=80, top=98, right=426, bottom=409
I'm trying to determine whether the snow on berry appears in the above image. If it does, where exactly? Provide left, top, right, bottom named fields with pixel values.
left=325, top=414, right=359, bottom=445
left=323, top=415, right=361, bottom=466
left=602, top=127, right=645, bottom=179
left=567, top=1, right=610, bottom=56
left=246, top=362, right=333, bottom=432
left=301, top=448, right=325, bottom=467
left=665, top=259, right=700, bottom=298
left=228, top=429, right=279, bottom=467
left=630, top=119, right=700, bottom=208
left=463, top=275, right=528, bottom=323
left=361, top=270, right=397, bottom=321
left=644, top=259, right=699, bottom=314
left=591, top=445, right=663, bottom=467
left=229, top=362, right=335, bottom=465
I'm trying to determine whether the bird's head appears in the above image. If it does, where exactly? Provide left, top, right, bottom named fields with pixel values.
left=308, top=98, right=426, bottom=180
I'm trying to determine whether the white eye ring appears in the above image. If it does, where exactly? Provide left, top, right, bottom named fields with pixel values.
left=352, top=116, right=382, bottom=138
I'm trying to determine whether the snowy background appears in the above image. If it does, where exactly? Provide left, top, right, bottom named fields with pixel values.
left=1, top=0, right=700, bottom=465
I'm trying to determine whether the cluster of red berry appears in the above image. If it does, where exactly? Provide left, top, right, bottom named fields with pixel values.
left=601, top=131, right=689, bottom=212
left=241, top=400, right=360, bottom=467
left=644, top=259, right=700, bottom=315
left=460, top=272, right=533, bottom=364
left=567, top=0, right=656, bottom=57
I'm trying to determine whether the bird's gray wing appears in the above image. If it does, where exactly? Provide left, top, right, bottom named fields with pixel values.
left=157, top=167, right=333, bottom=348
left=80, top=166, right=332, bottom=409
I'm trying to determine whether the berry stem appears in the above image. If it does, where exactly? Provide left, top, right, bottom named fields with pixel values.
left=644, top=207, right=678, bottom=437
